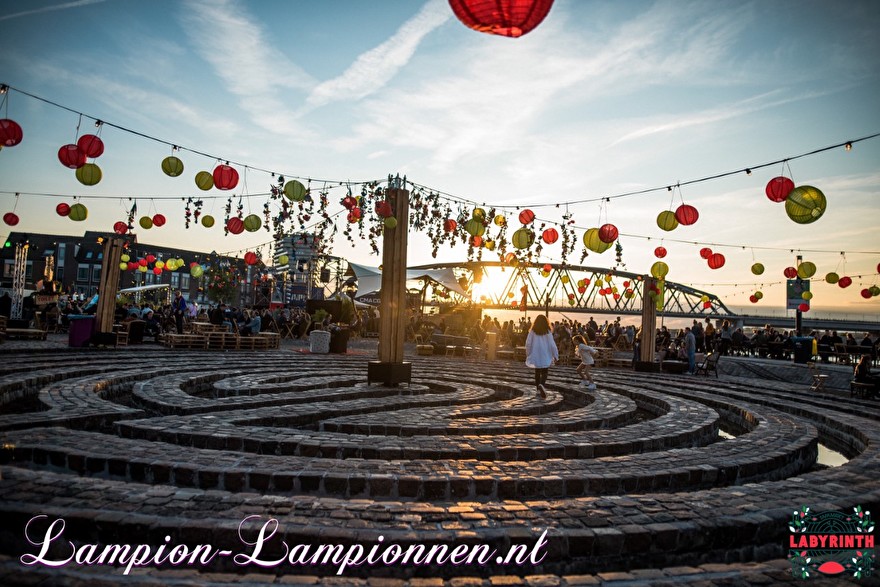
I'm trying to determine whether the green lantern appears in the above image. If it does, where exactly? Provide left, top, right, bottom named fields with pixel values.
left=511, top=227, right=534, bottom=250
left=870, top=285, right=880, bottom=296
left=190, top=265, right=204, bottom=278
left=75, top=163, right=102, bottom=186
left=751, top=263, right=764, bottom=275
left=755, top=291, right=763, bottom=300
left=195, top=171, right=214, bottom=191
left=119, top=262, right=128, bottom=270
left=139, top=216, right=153, bottom=229
left=68, top=203, right=88, bottom=221
left=161, top=156, right=184, bottom=177
left=201, top=215, right=215, bottom=228
left=797, top=261, right=817, bottom=279
left=785, top=186, right=826, bottom=224
left=384, top=216, right=398, bottom=229
left=243, top=214, right=262, bottom=232
left=583, top=228, right=612, bottom=253
left=656, top=210, right=678, bottom=232
left=278, top=254, right=289, bottom=266
left=801, top=291, right=813, bottom=300
left=825, top=272, right=839, bottom=284
left=650, top=261, right=669, bottom=279
left=283, top=180, right=307, bottom=202
left=464, top=218, right=485, bottom=237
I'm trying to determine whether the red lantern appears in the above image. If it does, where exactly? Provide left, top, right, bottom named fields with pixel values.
left=622, top=281, right=629, bottom=288
left=56, top=203, right=71, bottom=217
left=448, top=0, right=554, bottom=37
left=798, top=302, right=810, bottom=312
left=213, top=164, right=239, bottom=190
left=138, top=258, right=148, bottom=267
left=707, top=253, right=725, bottom=269
left=838, top=276, right=852, bottom=288
left=77, top=134, right=104, bottom=158
left=341, top=196, right=357, bottom=210
left=113, top=221, right=128, bottom=234
left=699, top=247, right=712, bottom=259
left=541, top=228, right=559, bottom=244
left=765, top=176, right=794, bottom=203
left=861, top=288, right=872, bottom=299
left=471, top=235, right=483, bottom=247
left=227, top=217, right=244, bottom=234
left=542, top=263, right=552, bottom=272
left=598, top=223, right=618, bottom=243
left=153, top=267, right=162, bottom=275
left=654, top=246, right=667, bottom=258
left=127, top=262, right=138, bottom=271
left=145, top=254, right=156, bottom=264
left=577, top=286, right=586, bottom=294
left=244, top=252, right=258, bottom=265
left=152, top=214, right=166, bottom=227
left=518, top=209, right=535, bottom=224
left=703, top=301, right=712, bottom=309
left=675, top=204, right=699, bottom=226
left=3, top=212, right=19, bottom=226
left=749, top=295, right=758, bottom=303
left=784, top=266, right=798, bottom=279
left=375, top=200, right=393, bottom=218
left=347, top=207, right=362, bottom=223
left=0, top=119, right=24, bottom=147
left=504, top=252, right=516, bottom=264
left=444, top=218, right=457, bottom=233
left=58, top=144, right=86, bottom=169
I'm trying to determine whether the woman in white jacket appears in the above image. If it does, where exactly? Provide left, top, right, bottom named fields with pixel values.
left=525, top=314, right=558, bottom=398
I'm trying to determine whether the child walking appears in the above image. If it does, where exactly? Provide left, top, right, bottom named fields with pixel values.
left=572, top=335, right=597, bottom=390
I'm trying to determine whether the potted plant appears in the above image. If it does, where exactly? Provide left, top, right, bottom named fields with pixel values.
left=329, top=294, right=355, bottom=354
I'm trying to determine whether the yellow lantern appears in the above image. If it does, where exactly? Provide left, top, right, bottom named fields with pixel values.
left=201, top=215, right=215, bottom=228
left=650, top=261, right=669, bottom=279
left=139, top=216, right=153, bottom=229
left=484, top=239, right=495, bottom=251
left=751, top=263, right=764, bottom=275
left=560, top=275, right=569, bottom=284
left=755, top=291, right=763, bottom=300
left=190, top=265, right=204, bottom=278
left=465, top=219, right=485, bottom=237
left=785, top=186, right=826, bottom=224
left=656, top=210, right=678, bottom=232
left=825, top=272, right=839, bottom=284
left=797, top=261, right=817, bottom=279
left=283, top=180, right=307, bottom=202
left=138, top=265, right=148, bottom=273
left=161, top=156, right=184, bottom=177
left=801, top=291, right=813, bottom=300
left=68, top=203, right=88, bottom=221
left=472, top=207, right=486, bottom=221
left=118, top=262, right=128, bottom=270
left=155, top=260, right=165, bottom=269
left=243, top=214, right=262, bottom=232
left=512, top=227, right=534, bottom=249
left=278, top=254, right=289, bottom=266
left=384, top=216, right=398, bottom=229
left=583, top=228, right=612, bottom=253
left=75, top=163, right=102, bottom=186
left=120, top=254, right=130, bottom=262
left=195, top=171, right=214, bottom=191
left=493, top=214, right=506, bottom=226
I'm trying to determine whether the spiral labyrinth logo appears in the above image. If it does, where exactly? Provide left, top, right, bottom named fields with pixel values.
left=788, top=505, right=875, bottom=579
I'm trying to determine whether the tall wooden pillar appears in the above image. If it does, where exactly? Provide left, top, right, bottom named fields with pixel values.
left=368, top=177, right=412, bottom=386
left=93, top=238, right=125, bottom=342
left=635, top=275, right=659, bottom=371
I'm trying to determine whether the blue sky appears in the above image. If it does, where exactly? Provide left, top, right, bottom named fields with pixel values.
left=1, top=0, right=878, bottom=314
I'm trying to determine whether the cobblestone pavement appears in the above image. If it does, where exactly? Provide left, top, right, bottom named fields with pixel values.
left=0, top=336, right=878, bottom=586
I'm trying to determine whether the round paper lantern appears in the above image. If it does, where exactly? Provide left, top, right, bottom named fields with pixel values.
left=58, top=144, right=86, bottom=169
left=384, top=216, right=398, bottom=229
left=870, top=286, right=880, bottom=296
left=707, top=253, right=725, bottom=269
left=825, top=272, right=839, bottom=284
left=861, top=288, right=872, bottom=299
left=542, top=263, right=552, bottom=273
left=190, top=265, right=204, bottom=278
left=139, top=216, right=153, bottom=229
left=3, top=212, right=19, bottom=226
left=703, top=301, right=711, bottom=309
left=797, top=261, right=816, bottom=279
left=472, top=207, right=486, bottom=221
left=504, top=252, right=517, bottom=264
left=751, top=262, right=764, bottom=275
left=798, top=302, right=810, bottom=312
left=444, top=218, right=457, bottom=233
left=278, top=254, right=289, bottom=266
left=583, top=228, right=612, bottom=253
left=598, top=223, right=618, bottom=243
left=243, top=214, right=261, bottom=232
left=877, top=263, right=880, bottom=275
left=155, top=260, right=165, bottom=270
left=227, top=217, right=244, bottom=234
left=244, top=252, right=258, bottom=265
left=0, top=119, right=24, bottom=147
left=518, top=209, right=535, bottom=224
left=675, top=204, right=699, bottom=226
left=541, top=227, right=559, bottom=244
left=749, top=295, right=758, bottom=303
left=77, top=134, right=104, bottom=158
left=699, top=295, right=709, bottom=302
left=56, top=203, right=71, bottom=217
left=119, top=262, right=128, bottom=270
left=448, top=0, right=554, bottom=37
left=375, top=200, right=393, bottom=218
left=755, top=291, right=763, bottom=300
left=151, top=267, right=162, bottom=275
left=145, top=254, right=156, bottom=264
left=783, top=266, right=798, bottom=279
left=201, top=215, right=215, bottom=228
left=195, top=171, right=214, bottom=191
left=138, top=258, right=148, bottom=267
left=465, top=218, right=486, bottom=237
left=68, top=203, right=88, bottom=221
left=494, top=214, right=506, bottom=226
left=801, top=291, right=813, bottom=300
left=561, top=275, right=569, bottom=284
left=838, top=276, right=852, bottom=288
left=650, top=261, right=669, bottom=279
left=161, top=156, right=184, bottom=177
left=165, top=260, right=176, bottom=271
left=152, top=214, right=166, bottom=227
left=120, top=254, right=130, bottom=262
left=471, top=235, right=482, bottom=247
left=654, top=246, right=667, bottom=258
left=657, top=210, right=678, bottom=232
left=785, top=185, right=826, bottom=224
left=512, top=227, right=534, bottom=249
left=213, top=164, right=239, bottom=190
left=765, top=176, right=794, bottom=203
left=138, top=265, right=148, bottom=273
left=347, top=208, right=362, bottom=223
left=699, top=247, right=712, bottom=259
left=283, top=180, right=307, bottom=202
left=113, top=221, right=128, bottom=234
left=75, top=163, right=102, bottom=186
left=341, top=196, right=357, bottom=210
left=484, top=239, right=495, bottom=250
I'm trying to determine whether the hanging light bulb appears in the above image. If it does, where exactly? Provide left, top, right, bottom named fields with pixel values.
left=844, top=142, right=852, bottom=151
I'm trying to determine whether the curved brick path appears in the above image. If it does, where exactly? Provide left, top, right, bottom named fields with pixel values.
left=1, top=342, right=878, bottom=585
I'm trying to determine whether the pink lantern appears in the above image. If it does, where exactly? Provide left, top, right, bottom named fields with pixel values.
left=58, top=144, right=86, bottom=169
left=598, top=223, right=618, bottom=243
left=675, top=204, right=699, bottom=225
left=77, top=134, right=104, bottom=158
left=765, top=176, right=794, bottom=203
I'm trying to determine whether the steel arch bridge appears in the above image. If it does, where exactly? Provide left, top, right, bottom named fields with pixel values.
left=409, top=262, right=736, bottom=319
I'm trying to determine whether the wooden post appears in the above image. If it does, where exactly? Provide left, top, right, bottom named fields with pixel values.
left=368, top=177, right=412, bottom=386
left=93, top=238, right=124, bottom=343
left=636, top=275, right=659, bottom=371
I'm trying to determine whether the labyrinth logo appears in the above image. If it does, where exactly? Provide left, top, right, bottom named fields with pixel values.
left=788, top=505, right=875, bottom=579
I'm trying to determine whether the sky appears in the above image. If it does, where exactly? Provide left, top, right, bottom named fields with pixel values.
left=0, top=0, right=878, bottom=316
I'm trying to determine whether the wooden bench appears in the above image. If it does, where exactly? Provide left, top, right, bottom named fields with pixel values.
left=851, top=381, right=875, bottom=399
left=496, top=350, right=515, bottom=361
left=5, top=327, right=48, bottom=341
left=163, top=334, right=206, bottom=349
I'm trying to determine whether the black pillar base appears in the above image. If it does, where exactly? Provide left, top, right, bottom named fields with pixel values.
left=634, top=361, right=661, bottom=373
left=367, top=361, right=412, bottom=387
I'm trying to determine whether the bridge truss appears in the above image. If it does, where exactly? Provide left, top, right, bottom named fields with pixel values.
left=409, top=262, right=735, bottom=319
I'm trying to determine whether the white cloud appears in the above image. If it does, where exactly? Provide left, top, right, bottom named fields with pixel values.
left=0, top=0, right=108, bottom=22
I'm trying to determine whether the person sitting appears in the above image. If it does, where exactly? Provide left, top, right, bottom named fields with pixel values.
left=853, top=355, right=879, bottom=399
left=143, top=310, right=162, bottom=341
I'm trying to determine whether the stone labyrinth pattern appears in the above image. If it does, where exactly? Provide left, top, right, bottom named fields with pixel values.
left=0, top=347, right=878, bottom=581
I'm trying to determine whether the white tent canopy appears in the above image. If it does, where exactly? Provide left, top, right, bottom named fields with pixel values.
left=348, top=263, right=468, bottom=299
left=118, top=284, right=172, bottom=294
